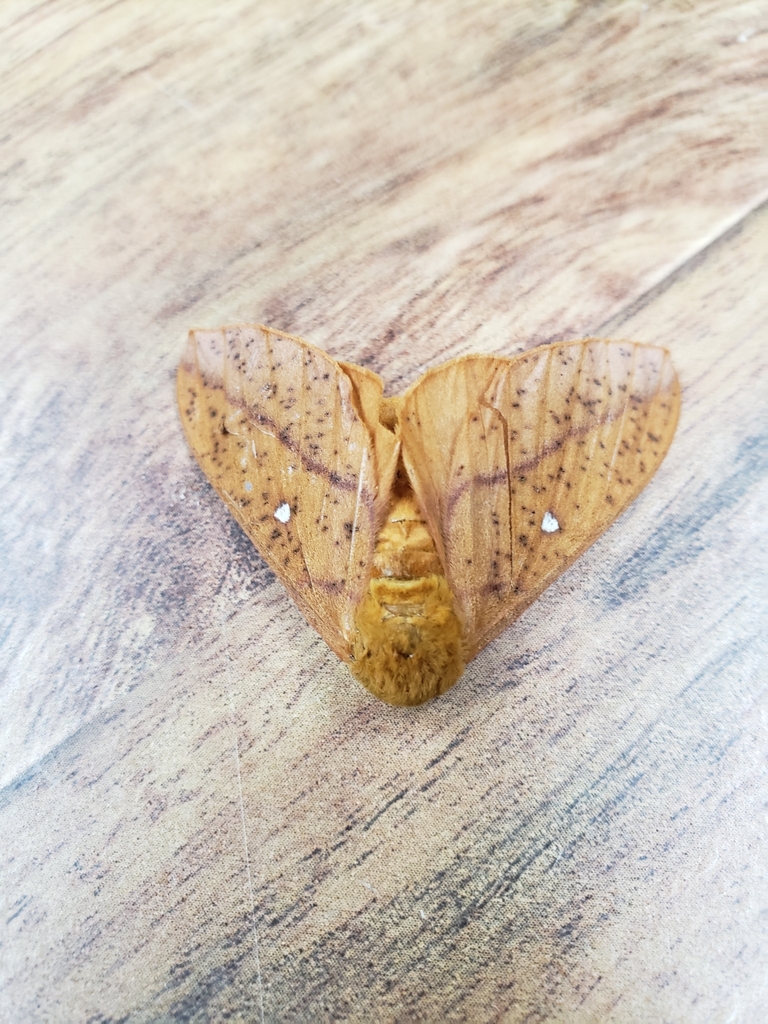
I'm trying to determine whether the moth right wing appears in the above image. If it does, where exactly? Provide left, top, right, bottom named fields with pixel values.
left=399, top=339, right=680, bottom=660
left=177, top=324, right=399, bottom=660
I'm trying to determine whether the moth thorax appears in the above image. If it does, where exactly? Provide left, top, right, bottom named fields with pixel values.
left=371, top=484, right=442, bottom=580
left=350, top=576, right=465, bottom=706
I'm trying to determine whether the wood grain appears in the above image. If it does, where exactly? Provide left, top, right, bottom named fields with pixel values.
left=1, top=1, right=766, bottom=1021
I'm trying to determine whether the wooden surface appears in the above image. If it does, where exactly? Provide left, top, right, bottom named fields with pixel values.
left=1, top=2, right=767, bottom=1020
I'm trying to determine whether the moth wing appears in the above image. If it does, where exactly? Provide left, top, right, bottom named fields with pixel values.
left=177, top=324, right=399, bottom=660
left=400, top=339, right=680, bottom=659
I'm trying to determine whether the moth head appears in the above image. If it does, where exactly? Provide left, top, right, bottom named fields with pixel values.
left=378, top=396, right=401, bottom=433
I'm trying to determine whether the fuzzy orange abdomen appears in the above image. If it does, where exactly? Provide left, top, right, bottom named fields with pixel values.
left=349, top=488, right=465, bottom=706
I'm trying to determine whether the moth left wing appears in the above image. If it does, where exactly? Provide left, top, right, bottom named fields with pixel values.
left=177, top=324, right=399, bottom=660
left=399, top=339, right=680, bottom=660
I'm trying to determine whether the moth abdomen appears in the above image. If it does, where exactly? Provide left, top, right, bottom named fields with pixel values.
left=350, top=476, right=465, bottom=706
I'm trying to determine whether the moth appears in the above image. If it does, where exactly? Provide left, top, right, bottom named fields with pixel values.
left=178, top=324, right=679, bottom=706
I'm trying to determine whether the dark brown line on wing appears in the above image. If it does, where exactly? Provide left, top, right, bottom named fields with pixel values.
left=191, top=365, right=364, bottom=494
left=443, top=397, right=651, bottom=521
left=311, top=578, right=347, bottom=594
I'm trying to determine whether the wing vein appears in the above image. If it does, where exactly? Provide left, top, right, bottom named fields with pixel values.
left=605, top=345, right=633, bottom=487
left=346, top=444, right=369, bottom=601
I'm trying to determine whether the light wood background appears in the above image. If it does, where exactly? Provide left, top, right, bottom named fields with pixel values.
left=2, top=2, right=767, bottom=1021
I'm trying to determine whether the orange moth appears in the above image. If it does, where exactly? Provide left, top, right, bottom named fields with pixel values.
left=178, top=325, right=679, bottom=706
